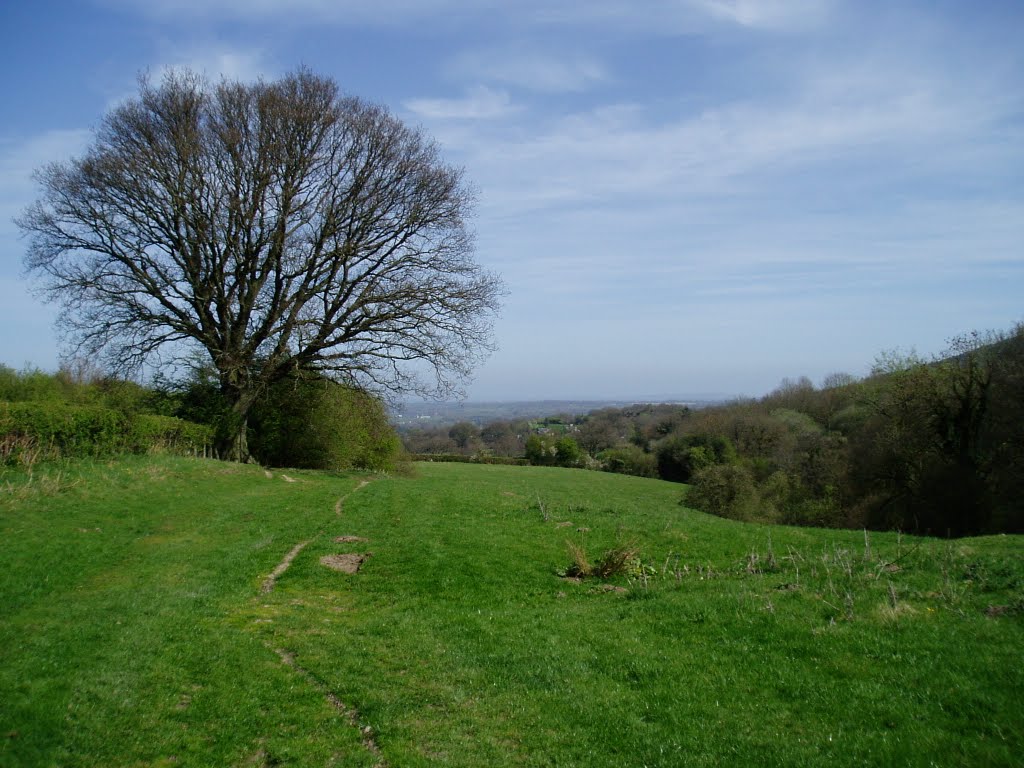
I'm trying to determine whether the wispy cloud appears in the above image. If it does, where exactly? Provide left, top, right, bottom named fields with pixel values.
left=103, top=0, right=833, bottom=34
left=437, top=53, right=1021, bottom=221
left=448, top=48, right=608, bottom=93
left=404, top=86, right=518, bottom=121
left=691, top=0, right=834, bottom=29
left=0, top=130, right=92, bottom=237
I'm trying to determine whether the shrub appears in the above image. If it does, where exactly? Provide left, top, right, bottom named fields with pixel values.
left=598, top=445, right=657, bottom=478
left=249, top=375, right=401, bottom=471
left=525, top=434, right=586, bottom=468
left=555, top=436, right=583, bottom=467
left=127, top=414, right=213, bottom=455
left=525, top=434, right=556, bottom=465
left=0, top=401, right=212, bottom=463
left=685, top=463, right=759, bottom=521
left=0, top=401, right=127, bottom=457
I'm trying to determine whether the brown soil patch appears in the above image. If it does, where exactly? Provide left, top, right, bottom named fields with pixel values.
left=320, top=553, right=371, bottom=574
left=555, top=521, right=574, bottom=528
left=592, top=583, right=628, bottom=594
left=333, top=535, right=369, bottom=543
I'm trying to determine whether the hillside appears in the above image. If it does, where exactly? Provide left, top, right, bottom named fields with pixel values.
left=2, top=457, right=1022, bottom=766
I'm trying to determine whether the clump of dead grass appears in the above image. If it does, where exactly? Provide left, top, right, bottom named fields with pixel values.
left=562, top=536, right=640, bottom=580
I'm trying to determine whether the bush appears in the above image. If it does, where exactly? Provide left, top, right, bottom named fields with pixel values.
left=685, top=463, right=759, bottom=521
left=598, top=445, right=657, bottom=478
left=525, top=434, right=586, bottom=468
left=127, top=414, right=213, bottom=455
left=0, top=401, right=212, bottom=464
left=0, top=401, right=127, bottom=458
left=249, top=376, right=400, bottom=471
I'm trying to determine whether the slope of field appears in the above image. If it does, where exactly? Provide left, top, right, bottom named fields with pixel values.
left=1, top=457, right=1021, bottom=766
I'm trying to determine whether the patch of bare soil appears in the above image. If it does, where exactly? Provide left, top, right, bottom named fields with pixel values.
left=320, top=553, right=371, bottom=574
left=592, top=584, right=628, bottom=594
left=333, top=535, right=369, bottom=543
left=555, top=521, right=574, bottom=528
left=261, top=539, right=313, bottom=593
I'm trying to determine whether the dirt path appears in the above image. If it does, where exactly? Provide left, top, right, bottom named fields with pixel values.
left=260, top=539, right=314, bottom=594
left=260, top=477, right=374, bottom=593
left=334, top=478, right=372, bottom=516
left=274, top=647, right=387, bottom=766
left=256, top=474, right=385, bottom=762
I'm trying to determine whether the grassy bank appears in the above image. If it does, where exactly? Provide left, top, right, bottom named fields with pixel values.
left=1, top=458, right=1021, bottom=766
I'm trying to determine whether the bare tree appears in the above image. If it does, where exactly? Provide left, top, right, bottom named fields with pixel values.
left=18, top=69, right=503, bottom=459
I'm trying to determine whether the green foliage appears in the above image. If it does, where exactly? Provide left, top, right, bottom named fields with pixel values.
left=770, top=407, right=823, bottom=435
left=655, top=432, right=736, bottom=482
left=524, top=434, right=552, bottom=465
left=0, top=401, right=211, bottom=464
left=597, top=444, right=658, bottom=478
left=525, top=433, right=585, bottom=467
left=554, top=435, right=583, bottom=466
left=127, top=414, right=214, bottom=455
left=0, top=365, right=67, bottom=402
left=685, top=462, right=759, bottom=520
left=249, top=375, right=400, bottom=471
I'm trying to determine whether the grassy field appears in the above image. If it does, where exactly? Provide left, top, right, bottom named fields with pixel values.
left=1, top=457, right=1022, bottom=767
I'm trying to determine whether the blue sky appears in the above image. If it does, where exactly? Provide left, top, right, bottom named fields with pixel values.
left=1, top=0, right=1022, bottom=400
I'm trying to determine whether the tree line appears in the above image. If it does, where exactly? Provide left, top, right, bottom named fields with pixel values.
left=402, top=325, right=1024, bottom=536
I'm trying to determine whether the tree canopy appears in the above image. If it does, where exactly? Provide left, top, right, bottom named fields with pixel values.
left=18, top=68, right=502, bottom=458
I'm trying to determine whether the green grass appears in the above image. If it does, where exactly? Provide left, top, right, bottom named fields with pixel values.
left=2, top=458, right=1022, bottom=766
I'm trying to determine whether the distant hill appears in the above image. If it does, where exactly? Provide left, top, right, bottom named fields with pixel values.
left=390, top=397, right=724, bottom=427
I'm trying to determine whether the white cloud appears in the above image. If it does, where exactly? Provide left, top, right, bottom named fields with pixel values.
left=441, top=53, right=1020, bottom=224
left=99, top=46, right=272, bottom=112
left=449, top=48, right=608, bottom=93
left=404, top=86, right=518, bottom=121
left=0, top=130, right=92, bottom=237
left=151, top=46, right=271, bottom=84
left=691, top=0, right=834, bottom=29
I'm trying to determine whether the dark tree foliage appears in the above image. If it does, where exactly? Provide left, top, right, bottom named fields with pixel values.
left=18, top=69, right=502, bottom=459
left=248, top=373, right=400, bottom=471
left=655, top=433, right=736, bottom=483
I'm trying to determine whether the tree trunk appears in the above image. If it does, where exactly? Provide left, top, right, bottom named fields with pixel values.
left=216, top=384, right=258, bottom=462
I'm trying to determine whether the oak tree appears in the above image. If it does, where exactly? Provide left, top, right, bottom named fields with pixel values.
left=19, top=69, right=502, bottom=459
